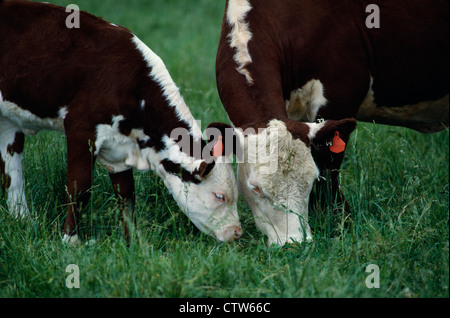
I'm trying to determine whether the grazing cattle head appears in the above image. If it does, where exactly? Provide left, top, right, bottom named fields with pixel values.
left=208, top=118, right=356, bottom=245
left=136, top=131, right=241, bottom=243
left=161, top=158, right=240, bottom=243
left=94, top=117, right=241, bottom=243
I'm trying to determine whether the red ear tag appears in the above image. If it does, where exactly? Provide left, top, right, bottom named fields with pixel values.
left=213, top=135, right=224, bottom=158
left=329, top=131, right=346, bottom=154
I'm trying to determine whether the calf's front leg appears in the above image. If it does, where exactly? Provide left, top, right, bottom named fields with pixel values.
left=62, top=131, right=96, bottom=245
left=109, top=169, right=136, bottom=244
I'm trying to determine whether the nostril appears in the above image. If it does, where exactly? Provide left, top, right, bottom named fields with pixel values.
left=232, top=226, right=242, bottom=239
left=221, top=226, right=243, bottom=242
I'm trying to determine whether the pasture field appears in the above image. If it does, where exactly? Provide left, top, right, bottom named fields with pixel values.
left=0, top=0, right=448, bottom=299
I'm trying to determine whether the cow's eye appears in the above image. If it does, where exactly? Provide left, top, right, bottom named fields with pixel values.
left=213, top=192, right=226, bottom=203
left=249, top=183, right=264, bottom=198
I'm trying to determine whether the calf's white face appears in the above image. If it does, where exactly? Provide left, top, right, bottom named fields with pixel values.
left=94, top=117, right=241, bottom=242
left=139, top=145, right=241, bottom=243
left=164, top=161, right=241, bottom=242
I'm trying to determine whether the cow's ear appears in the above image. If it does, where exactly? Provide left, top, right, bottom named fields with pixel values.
left=205, top=122, right=242, bottom=158
left=307, top=118, right=357, bottom=153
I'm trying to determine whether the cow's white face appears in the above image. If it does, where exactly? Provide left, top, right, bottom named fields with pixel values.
left=228, top=118, right=356, bottom=246
left=236, top=120, right=317, bottom=245
left=159, top=160, right=241, bottom=242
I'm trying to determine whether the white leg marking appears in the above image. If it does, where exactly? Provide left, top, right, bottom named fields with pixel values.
left=5, top=152, right=29, bottom=218
left=62, top=234, right=80, bottom=246
left=0, top=117, right=29, bottom=218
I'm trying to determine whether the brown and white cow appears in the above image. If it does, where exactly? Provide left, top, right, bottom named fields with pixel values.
left=214, top=0, right=449, bottom=245
left=0, top=0, right=242, bottom=244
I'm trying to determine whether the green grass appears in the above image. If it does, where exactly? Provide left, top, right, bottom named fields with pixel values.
left=0, top=0, right=448, bottom=298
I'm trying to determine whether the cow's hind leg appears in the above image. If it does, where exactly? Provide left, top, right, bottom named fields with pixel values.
left=109, top=169, right=136, bottom=244
left=0, top=117, right=29, bottom=218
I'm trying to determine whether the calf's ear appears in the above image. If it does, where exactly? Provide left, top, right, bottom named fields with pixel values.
left=205, top=122, right=242, bottom=159
left=307, top=118, right=357, bottom=153
left=196, top=161, right=216, bottom=179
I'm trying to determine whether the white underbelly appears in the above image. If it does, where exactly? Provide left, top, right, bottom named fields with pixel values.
left=285, top=78, right=449, bottom=133
left=356, top=90, right=449, bottom=133
left=0, top=99, right=66, bottom=134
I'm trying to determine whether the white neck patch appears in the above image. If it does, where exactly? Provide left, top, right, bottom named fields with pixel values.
left=286, top=79, right=328, bottom=122
left=131, top=35, right=203, bottom=141
left=226, top=0, right=254, bottom=84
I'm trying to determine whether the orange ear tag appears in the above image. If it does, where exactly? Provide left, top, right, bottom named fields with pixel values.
left=212, top=135, right=224, bottom=158
left=329, top=131, right=346, bottom=154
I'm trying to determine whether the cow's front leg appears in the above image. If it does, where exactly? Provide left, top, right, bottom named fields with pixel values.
left=62, top=130, right=96, bottom=245
left=311, top=147, right=350, bottom=213
left=109, top=169, right=136, bottom=244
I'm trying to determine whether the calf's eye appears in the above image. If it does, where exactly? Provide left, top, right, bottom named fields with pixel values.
left=213, top=192, right=226, bottom=203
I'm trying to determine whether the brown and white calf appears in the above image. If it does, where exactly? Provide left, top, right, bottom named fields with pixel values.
left=214, top=0, right=449, bottom=245
left=0, top=0, right=242, bottom=243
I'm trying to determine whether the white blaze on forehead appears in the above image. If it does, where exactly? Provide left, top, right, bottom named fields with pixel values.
left=131, top=35, right=203, bottom=140
left=226, top=0, right=254, bottom=84
left=286, top=79, right=328, bottom=122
